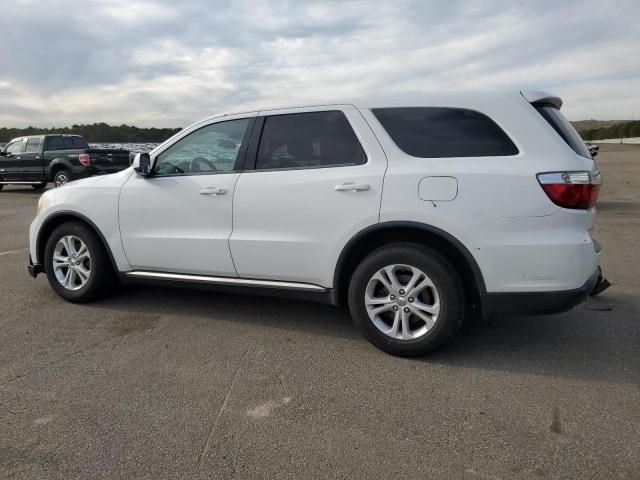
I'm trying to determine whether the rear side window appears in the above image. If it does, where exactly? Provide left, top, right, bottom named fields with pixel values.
left=63, top=137, right=74, bottom=149
left=372, top=107, right=519, bottom=158
left=46, top=136, right=64, bottom=150
left=534, top=103, right=591, bottom=158
left=25, top=137, right=42, bottom=153
left=255, top=111, right=366, bottom=170
left=72, top=136, right=89, bottom=149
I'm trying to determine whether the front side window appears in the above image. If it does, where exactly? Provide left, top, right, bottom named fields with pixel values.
left=6, top=139, right=24, bottom=155
left=25, top=137, right=42, bottom=153
left=373, top=107, right=519, bottom=158
left=155, top=118, right=250, bottom=176
left=255, top=111, right=366, bottom=170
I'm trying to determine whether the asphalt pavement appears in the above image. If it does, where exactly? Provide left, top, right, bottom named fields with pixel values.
left=1, top=144, right=639, bottom=479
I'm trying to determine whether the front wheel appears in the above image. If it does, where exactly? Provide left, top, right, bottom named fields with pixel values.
left=44, top=221, right=116, bottom=303
left=348, top=243, right=465, bottom=357
left=53, top=169, right=72, bottom=187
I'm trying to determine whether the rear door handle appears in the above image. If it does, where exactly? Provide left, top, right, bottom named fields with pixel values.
left=200, top=187, right=227, bottom=196
left=334, top=183, right=371, bottom=192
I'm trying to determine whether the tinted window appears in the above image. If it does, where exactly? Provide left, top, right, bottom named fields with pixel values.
left=534, top=104, right=591, bottom=158
left=46, top=136, right=65, bottom=150
left=63, top=137, right=74, bottom=149
left=72, top=136, right=89, bottom=149
left=373, top=107, right=519, bottom=158
left=6, top=139, right=24, bottom=155
left=25, top=137, right=42, bottom=153
left=155, top=118, right=250, bottom=176
left=255, top=111, right=365, bottom=170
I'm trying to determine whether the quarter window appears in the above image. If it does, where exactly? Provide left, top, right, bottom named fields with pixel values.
left=255, top=111, right=366, bottom=170
left=373, top=107, right=519, bottom=158
left=155, top=118, right=250, bottom=176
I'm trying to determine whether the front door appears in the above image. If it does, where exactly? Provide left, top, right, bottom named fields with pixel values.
left=0, top=138, right=26, bottom=181
left=229, top=107, right=387, bottom=287
left=119, top=115, right=255, bottom=276
left=21, top=137, right=44, bottom=181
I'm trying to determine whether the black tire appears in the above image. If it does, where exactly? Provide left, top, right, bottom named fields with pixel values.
left=32, top=182, right=47, bottom=190
left=44, top=221, right=117, bottom=303
left=348, top=243, right=465, bottom=357
left=53, top=169, right=72, bottom=187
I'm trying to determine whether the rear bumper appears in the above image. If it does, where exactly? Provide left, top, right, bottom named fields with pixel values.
left=480, top=269, right=599, bottom=319
left=28, top=255, right=43, bottom=278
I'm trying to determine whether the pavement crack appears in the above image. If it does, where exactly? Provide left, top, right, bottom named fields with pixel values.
left=0, top=247, right=28, bottom=257
left=198, top=347, right=250, bottom=467
left=0, top=333, right=121, bottom=389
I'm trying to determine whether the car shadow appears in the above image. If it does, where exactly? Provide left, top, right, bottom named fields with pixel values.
left=91, top=283, right=639, bottom=386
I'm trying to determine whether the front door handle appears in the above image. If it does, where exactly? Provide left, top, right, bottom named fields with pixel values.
left=200, top=187, right=227, bottom=196
left=334, top=183, right=371, bottom=192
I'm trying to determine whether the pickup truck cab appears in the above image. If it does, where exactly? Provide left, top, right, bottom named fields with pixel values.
left=0, top=134, right=130, bottom=190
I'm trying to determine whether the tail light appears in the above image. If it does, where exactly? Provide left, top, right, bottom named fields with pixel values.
left=78, top=153, right=90, bottom=167
left=537, top=171, right=601, bottom=209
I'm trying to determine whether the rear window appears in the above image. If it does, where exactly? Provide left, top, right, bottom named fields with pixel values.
left=71, top=136, right=89, bottom=149
left=372, top=107, right=519, bottom=158
left=46, top=136, right=64, bottom=150
left=534, top=103, right=591, bottom=158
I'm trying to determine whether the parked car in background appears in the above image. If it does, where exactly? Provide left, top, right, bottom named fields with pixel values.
left=0, top=134, right=130, bottom=190
left=586, top=142, right=599, bottom=157
left=27, top=91, right=607, bottom=356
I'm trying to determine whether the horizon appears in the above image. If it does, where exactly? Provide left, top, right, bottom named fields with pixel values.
left=1, top=1, right=639, bottom=127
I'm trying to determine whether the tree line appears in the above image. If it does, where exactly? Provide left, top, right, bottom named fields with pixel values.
left=580, top=120, right=640, bottom=141
left=0, top=123, right=182, bottom=143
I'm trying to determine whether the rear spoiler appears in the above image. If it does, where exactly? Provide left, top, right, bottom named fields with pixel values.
left=521, top=90, right=562, bottom=109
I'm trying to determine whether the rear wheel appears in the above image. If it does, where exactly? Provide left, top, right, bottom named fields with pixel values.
left=53, top=169, right=72, bottom=187
left=348, top=243, right=465, bottom=357
left=44, top=222, right=116, bottom=303
left=32, top=182, right=47, bottom=190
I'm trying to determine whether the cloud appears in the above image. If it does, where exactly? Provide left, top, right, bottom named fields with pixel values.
left=0, top=0, right=638, bottom=127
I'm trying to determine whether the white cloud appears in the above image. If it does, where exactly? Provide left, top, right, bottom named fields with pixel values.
left=0, top=0, right=638, bottom=126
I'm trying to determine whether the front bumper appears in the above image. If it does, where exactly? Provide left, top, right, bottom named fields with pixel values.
left=28, top=255, right=43, bottom=278
left=480, top=268, right=601, bottom=319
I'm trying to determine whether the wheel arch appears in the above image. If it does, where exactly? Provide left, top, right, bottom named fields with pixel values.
left=48, top=159, right=73, bottom=181
left=37, top=211, right=118, bottom=274
left=334, top=221, right=486, bottom=308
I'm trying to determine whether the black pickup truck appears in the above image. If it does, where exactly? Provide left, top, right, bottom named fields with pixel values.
left=0, top=134, right=130, bottom=190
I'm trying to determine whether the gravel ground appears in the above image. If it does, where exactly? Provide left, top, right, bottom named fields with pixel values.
left=1, top=144, right=639, bottom=479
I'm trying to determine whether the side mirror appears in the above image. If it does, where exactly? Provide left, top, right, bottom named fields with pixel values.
left=132, top=152, right=152, bottom=177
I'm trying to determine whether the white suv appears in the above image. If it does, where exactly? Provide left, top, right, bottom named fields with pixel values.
left=28, top=91, right=606, bottom=356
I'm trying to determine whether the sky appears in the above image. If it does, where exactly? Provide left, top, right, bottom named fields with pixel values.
left=0, top=0, right=638, bottom=127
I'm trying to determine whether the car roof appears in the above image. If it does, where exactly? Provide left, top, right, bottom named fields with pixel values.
left=199, top=90, right=560, bottom=121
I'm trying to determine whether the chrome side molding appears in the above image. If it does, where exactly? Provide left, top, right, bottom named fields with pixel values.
left=125, top=270, right=327, bottom=292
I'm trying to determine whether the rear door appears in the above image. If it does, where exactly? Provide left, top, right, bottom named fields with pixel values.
left=0, top=138, right=26, bottom=181
left=21, top=137, right=44, bottom=181
left=229, top=106, right=387, bottom=287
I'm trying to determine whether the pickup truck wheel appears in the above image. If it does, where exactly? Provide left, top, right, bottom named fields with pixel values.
left=44, top=222, right=116, bottom=303
left=32, top=182, right=47, bottom=190
left=53, top=170, right=71, bottom=187
left=348, top=243, right=465, bottom=357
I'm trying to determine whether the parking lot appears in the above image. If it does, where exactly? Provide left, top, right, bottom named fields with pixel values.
left=1, top=144, right=639, bottom=479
